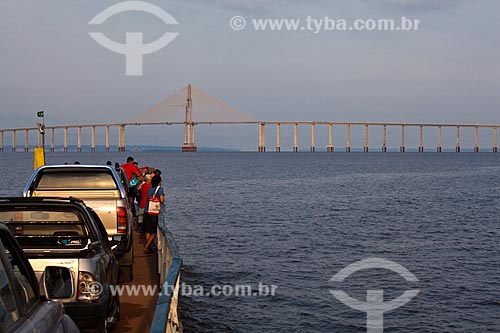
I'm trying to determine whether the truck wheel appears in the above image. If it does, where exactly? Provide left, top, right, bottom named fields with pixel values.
left=119, top=265, right=133, bottom=283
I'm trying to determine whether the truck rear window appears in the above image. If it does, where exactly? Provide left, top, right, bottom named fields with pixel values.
left=36, top=172, right=117, bottom=189
left=0, top=210, right=90, bottom=249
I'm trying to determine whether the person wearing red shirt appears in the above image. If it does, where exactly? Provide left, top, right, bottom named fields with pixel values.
left=137, top=174, right=152, bottom=233
left=121, top=156, right=140, bottom=181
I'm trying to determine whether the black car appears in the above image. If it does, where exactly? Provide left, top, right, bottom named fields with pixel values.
left=0, top=197, right=122, bottom=333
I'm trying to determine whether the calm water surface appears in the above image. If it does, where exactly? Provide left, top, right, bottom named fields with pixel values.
left=1, top=152, right=500, bottom=332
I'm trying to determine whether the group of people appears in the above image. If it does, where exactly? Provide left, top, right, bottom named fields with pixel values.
left=120, top=156, right=165, bottom=254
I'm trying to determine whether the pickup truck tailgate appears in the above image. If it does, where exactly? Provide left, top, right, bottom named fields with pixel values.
left=31, top=190, right=119, bottom=234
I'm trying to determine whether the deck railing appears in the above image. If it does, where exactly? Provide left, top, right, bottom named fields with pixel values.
left=150, top=218, right=183, bottom=333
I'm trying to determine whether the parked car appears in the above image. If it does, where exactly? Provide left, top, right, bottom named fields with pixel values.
left=23, top=165, right=134, bottom=282
left=0, top=197, right=121, bottom=333
left=0, top=221, right=79, bottom=333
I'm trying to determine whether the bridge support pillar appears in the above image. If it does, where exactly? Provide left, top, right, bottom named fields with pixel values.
left=118, top=125, right=126, bottom=152
left=310, top=124, right=315, bottom=152
left=50, top=128, right=55, bottom=152
left=77, top=127, right=82, bottom=152
left=382, top=125, right=387, bottom=152
left=91, top=126, right=96, bottom=152
left=494, top=128, right=497, bottom=152
left=346, top=124, right=351, bottom=153
left=275, top=124, right=281, bottom=152
left=64, top=127, right=68, bottom=152
left=327, top=124, right=334, bottom=152
left=293, top=124, right=298, bottom=152
left=474, top=127, right=479, bottom=153
left=418, top=126, right=423, bottom=152
left=363, top=124, right=368, bottom=152
left=0, top=131, right=3, bottom=152
left=437, top=126, right=442, bottom=153
left=400, top=126, right=405, bottom=152
left=24, top=130, right=29, bottom=152
left=11, top=131, right=16, bottom=152
left=258, top=123, right=266, bottom=152
left=105, top=126, right=110, bottom=152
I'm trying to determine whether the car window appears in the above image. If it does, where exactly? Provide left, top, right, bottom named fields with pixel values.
left=0, top=210, right=90, bottom=250
left=0, top=236, right=37, bottom=317
left=36, top=171, right=117, bottom=189
left=89, top=209, right=109, bottom=248
left=0, top=250, right=19, bottom=328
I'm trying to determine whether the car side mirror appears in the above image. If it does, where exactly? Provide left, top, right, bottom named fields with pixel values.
left=44, top=266, right=73, bottom=299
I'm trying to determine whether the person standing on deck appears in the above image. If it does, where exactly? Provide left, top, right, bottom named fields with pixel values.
left=121, top=156, right=140, bottom=181
left=143, top=175, right=165, bottom=254
left=137, top=173, right=152, bottom=233
left=121, top=156, right=140, bottom=216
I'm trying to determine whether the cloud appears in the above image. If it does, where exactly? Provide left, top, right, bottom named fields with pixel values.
left=367, top=0, right=462, bottom=12
left=191, top=0, right=296, bottom=13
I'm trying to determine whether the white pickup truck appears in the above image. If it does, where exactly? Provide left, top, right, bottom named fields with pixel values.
left=22, top=165, right=134, bottom=282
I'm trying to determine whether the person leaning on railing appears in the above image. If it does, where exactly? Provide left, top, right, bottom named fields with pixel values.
left=143, top=175, right=165, bottom=254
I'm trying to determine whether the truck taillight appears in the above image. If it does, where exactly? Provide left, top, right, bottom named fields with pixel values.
left=14, top=226, right=23, bottom=235
left=117, top=207, right=127, bottom=233
left=77, top=271, right=101, bottom=301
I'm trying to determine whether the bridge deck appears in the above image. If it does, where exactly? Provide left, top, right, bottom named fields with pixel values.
left=115, top=231, right=159, bottom=332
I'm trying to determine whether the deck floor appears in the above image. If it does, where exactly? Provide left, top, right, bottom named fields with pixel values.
left=115, top=230, right=159, bottom=332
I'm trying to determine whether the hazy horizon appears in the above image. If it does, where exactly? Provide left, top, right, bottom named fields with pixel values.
left=1, top=0, right=499, bottom=150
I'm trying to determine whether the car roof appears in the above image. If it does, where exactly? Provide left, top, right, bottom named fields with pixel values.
left=0, top=196, right=88, bottom=207
left=24, top=165, right=127, bottom=198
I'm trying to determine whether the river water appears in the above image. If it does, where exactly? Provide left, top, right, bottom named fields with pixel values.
left=1, top=152, right=499, bottom=332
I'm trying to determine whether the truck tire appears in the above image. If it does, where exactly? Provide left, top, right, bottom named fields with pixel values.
left=118, top=244, right=134, bottom=283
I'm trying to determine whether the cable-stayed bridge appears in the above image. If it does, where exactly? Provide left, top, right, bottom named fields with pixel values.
left=0, top=84, right=498, bottom=153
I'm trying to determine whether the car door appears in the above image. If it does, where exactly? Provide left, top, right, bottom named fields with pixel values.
left=0, top=230, right=75, bottom=333
left=88, top=209, right=119, bottom=286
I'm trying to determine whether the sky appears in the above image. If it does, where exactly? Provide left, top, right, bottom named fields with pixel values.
left=0, top=0, right=499, bottom=150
